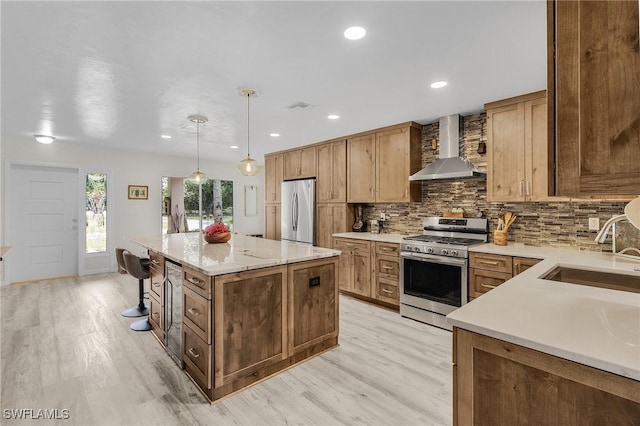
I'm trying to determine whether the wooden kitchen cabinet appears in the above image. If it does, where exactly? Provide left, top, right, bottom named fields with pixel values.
left=317, top=139, right=347, bottom=203
left=486, top=90, right=552, bottom=202
left=264, top=153, right=283, bottom=203
left=264, top=203, right=281, bottom=241
left=148, top=251, right=166, bottom=343
left=283, top=146, right=317, bottom=180
left=334, top=237, right=373, bottom=298
left=453, top=328, right=640, bottom=425
left=316, top=203, right=352, bottom=249
left=550, top=0, right=640, bottom=196
left=346, top=133, right=376, bottom=202
left=347, top=123, right=422, bottom=203
left=373, top=242, right=400, bottom=306
left=469, top=252, right=541, bottom=299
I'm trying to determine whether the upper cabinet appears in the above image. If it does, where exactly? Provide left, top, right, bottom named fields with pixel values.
left=264, top=153, right=283, bottom=203
left=317, top=140, right=347, bottom=203
left=486, top=91, right=551, bottom=202
left=550, top=0, right=640, bottom=196
left=283, top=147, right=317, bottom=180
left=347, top=123, right=422, bottom=203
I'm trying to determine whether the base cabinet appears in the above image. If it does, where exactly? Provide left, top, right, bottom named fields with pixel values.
left=148, top=251, right=166, bottom=343
left=469, top=252, right=541, bottom=300
left=453, top=328, right=640, bottom=426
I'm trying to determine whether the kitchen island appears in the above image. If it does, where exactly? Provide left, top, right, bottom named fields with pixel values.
left=130, top=233, right=340, bottom=402
left=447, top=248, right=640, bottom=425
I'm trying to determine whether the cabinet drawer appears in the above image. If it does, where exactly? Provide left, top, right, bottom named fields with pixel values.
left=375, top=278, right=399, bottom=305
left=148, top=293, right=165, bottom=344
left=183, top=324, right=212, bottom=390
left=513, top=257, right=541, bottom=275
left=183, top=286, right=212, bottom=344
left=183, top=266, right=212, bottom=299
left=470, top=253, right=513, bottom=274
left=334, top=238, right=370, bottom=254
left=376, top=255, right=399, bottom=280
left=149, top=251, right=165, bottom=270
left=149, top=268, right=165, bottom=304
left=375, top=242, right=399, bottom=256
left=470, top=268, right=512, bottom=297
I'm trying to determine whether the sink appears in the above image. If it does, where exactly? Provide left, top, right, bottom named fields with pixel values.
left=541, top=266, right=640, bottom=294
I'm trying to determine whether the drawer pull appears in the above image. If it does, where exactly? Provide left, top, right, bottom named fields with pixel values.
left=381, top=265, right=394, bottom=270
left=153, top=282, right=161, bottom=287
left=188, top=348, right=200, bottom=358
left=480, top=260, right=499, bottom=266
left=381, top=247, right=394, bottom=252
left=151, top=259, right=160, bottom=265
left=152, top=312, right=160, bottom=319
left=481, top=284, right=497, bottom=290
left=187, top=307, right=201, bottom=316
left=187, top=277, right=203, bottom=285
left=381, top=288, right=394, bottom=294
left=345, top=243, right=355, bottom=247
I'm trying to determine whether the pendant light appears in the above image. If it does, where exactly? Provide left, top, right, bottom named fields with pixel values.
left=235, top=89, right=262, bottom=176
left=188, top=114, right=208, bottom=184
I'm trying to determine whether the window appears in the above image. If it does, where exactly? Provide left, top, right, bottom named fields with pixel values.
left=86, top=173, right=107, bottom=253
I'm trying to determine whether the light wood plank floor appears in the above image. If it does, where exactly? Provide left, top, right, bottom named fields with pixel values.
left=1, top=273, right=452, bottom=425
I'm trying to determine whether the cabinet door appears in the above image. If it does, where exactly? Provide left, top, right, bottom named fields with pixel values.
left=376, top=127, right=410, bottom=202
left=351, top=242, right=372, bottom=297
left=469, top=267, right=512, bottom=298
left=317, top=141, right=346, bottom=203
left=487, top=102, right=526, bottom=201
left=347, top=134, right=376, bottom=202
left=334, top=238, right=353, bottom=292
left=525, top=95, right=552, bottom=201
left=298, top=146, right=317, bottom=178
left=265, top=203, right=281, bottom=241
left=553, top=0, right=640, bottom=196
left=283, top=150, right=301, bottom=180
left=513, top=257, right=541, bottom=276
left=264, top=153, right=283, bottom=203
left=316, top=204, right=333, bottom=249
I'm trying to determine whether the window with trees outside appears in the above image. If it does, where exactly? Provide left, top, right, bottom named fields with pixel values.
left=86, top=173, right=107, bottom=253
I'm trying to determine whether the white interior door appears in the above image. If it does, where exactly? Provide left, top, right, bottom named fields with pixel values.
left=8, top=164, right=78, bottom=283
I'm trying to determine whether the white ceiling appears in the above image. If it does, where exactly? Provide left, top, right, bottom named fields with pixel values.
left=1, top=1, right=547, bottom=165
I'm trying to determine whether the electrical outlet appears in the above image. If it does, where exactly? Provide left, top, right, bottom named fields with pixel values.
left=588, top=217, right=600, bottom=231
left=380, top=212, right=386, bottom=221
left=309, top=277, right=320, bottom=288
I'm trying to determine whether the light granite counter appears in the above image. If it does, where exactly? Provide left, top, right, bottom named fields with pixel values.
left=448, top=248, right=640, bottom=380
left=130, top=233, right=340, bottom=276
left=333, top=232, right=406, bottom=244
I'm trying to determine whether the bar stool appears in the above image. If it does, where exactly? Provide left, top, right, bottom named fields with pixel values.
left=116, top=248, right=149, bottom=317
left=123, top=252, right=152, bottom=332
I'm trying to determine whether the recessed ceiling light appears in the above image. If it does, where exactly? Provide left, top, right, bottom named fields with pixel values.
left=34, top=134, right=55, bottom=144
left=230, top=145, right=239, bottom=149
left=344, top=26, right=366, bottom=40
left=270, top=133, right=280, bottom=137
left=161, top=134, right=172, bottom=139
left=430, top=81, right=448, bottom=89
left=328, top=114, right=340, bottom=120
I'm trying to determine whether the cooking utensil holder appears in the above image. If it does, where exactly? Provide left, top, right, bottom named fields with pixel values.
left=493, top=230, right=508, bottom=246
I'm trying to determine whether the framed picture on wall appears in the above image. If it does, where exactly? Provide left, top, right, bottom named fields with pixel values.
left=128, top=185, right=148, bottom=200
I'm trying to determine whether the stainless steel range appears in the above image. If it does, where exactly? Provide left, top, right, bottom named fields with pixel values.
left=400, top=217, right=488, bottom=330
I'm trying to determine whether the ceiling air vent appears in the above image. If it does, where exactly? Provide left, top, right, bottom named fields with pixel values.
left=287, top=101, right=316, bottom=109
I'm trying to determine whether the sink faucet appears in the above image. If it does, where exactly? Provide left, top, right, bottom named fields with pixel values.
left=594, top=214, right=627, bottom=243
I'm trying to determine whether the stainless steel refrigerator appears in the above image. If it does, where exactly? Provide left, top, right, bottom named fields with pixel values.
left=281, top=178, right=316, bottom=245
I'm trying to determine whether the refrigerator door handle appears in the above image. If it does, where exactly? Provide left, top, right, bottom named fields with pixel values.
left=290, top=191, right=296, bottom=232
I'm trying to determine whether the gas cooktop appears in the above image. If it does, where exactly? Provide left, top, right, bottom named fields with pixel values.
left=402, top=235, right=486, bottom=247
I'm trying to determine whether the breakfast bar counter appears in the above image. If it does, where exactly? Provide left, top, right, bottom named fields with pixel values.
left=130, top=233, right=340, bottom=402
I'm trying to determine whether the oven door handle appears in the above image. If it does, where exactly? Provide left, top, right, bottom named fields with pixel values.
left=401, top=252, right=467, bottom=266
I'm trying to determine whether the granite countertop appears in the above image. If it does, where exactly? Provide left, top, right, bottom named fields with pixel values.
left=447, top=249, right=640, bottom=380
left=130, top=233, right=340, bottom=276
left=470, top=242, right=585, bottom=259
left=333, top=232, right=406, bottom=244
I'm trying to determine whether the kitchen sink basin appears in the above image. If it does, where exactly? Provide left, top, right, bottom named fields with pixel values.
left=541, top=266, right=640, bottom=293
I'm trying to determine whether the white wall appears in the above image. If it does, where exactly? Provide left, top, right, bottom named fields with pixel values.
left=1, top=138, right=264, bottom=279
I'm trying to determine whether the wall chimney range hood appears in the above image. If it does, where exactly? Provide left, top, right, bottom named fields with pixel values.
left=409, top=114, right=486, bottom=181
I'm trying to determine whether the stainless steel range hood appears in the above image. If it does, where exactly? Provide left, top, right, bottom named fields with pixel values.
left=409, top=114, right=486, bottom=181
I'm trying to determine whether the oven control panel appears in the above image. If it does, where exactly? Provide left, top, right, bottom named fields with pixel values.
left=400, top=244, right=468, bottom=258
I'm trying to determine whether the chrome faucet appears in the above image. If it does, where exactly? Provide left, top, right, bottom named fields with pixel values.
left=594, top=214, right=627, bottom=243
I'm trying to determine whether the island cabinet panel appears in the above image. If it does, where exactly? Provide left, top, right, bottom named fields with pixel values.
left=453, top=328, right=640, bottom=426
left=551, top=0, right=640, bottom=196
left=287, top=258, right=338, bottom=356
left=213, top=266, right=288, bottom=388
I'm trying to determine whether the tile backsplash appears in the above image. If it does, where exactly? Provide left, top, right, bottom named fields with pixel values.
left=361, top=113, right=630, bottom=252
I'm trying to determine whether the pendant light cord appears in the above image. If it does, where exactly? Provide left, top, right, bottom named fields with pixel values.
left=196, top=121, right=200, bottom=171
left=246, top=92, right=251, bottom=158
